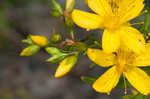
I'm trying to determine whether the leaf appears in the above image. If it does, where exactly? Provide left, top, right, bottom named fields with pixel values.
left=89, top=62, right=96, bottom=68
left=116, top=75, right=132, bottom=89
left=122, top=93, right=148, bottom=99
left=122, top=95, right=133, bottom=99
left=81, top=76, right=97, bottom=84
left=132, top=93, right=148, bottom=99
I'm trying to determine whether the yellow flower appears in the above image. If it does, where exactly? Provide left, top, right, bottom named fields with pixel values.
left=72, top=0, right=145, bottom=54
left=87, top=43, right=150, bottom=95
left=31, top=35, right=50, bottom=47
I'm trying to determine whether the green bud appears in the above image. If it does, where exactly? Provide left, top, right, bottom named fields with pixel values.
left=50, top=11, right=62, bottom=18
left=90, top=62, right=96, bottom=68
left=45, top=47, right=62, bottom=55
left=22, top=35, right=33, bottom=45
left=51, top=33, right=62, bottom=42
left=20, top=45, right=40, bottom=56
left=51, top=0, right=63, bottom=17
left=46, top=54, right=67, bottom=63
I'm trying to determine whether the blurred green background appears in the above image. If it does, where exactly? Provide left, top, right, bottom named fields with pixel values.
left=0, top=0, right=149, bottom=99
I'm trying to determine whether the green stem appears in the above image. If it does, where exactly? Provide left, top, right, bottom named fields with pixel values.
left=140, top=12, right=150, bottom=34
left=70, top=29, right=75, bottom=40
left=144, top=13, right=150, bottom=32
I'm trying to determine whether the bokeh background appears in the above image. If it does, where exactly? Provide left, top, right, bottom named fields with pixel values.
left=0, top=0, right=150, bottom=99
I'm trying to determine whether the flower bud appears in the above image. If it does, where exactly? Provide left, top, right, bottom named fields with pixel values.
left=50, top=0, right=63, bottom=17
left=45, top=47, right=61, bottom=56
left=51, top=33, right=62, bottom=42
left=65, top=0, right=75, bottom=12
left=31, top=35, right=50, bottom=47
left=54, top=55, right=78, bottom=78
left=20, top=45, right=40, bottom=56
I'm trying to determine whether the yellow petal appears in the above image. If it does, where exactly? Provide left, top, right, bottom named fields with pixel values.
left=135, top=43, right=150, bottom=66
left=54, top=55, right=77, bottom=78
left=102, top=29, right=120, bottom=53
left=72, top=9, right=104, bottom=30
left=120, top=26, right=145, bottom=54
left=87, top=0, right=112, bottom=16
left=87, top=48, right=115, bottom=67
left=145, top=43, right=150, bottom=54
left=93, top=66, right=121, bottom=94
left=118, top=0, right=144, bottom=23
left=125, top=67, right=150, bottom=95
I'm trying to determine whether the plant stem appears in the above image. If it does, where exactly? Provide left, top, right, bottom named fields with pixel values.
left=70, top=29, right=75, bottom=40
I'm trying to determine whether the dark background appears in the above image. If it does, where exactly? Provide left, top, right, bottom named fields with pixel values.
left=0, top=0, right=149, bottom=99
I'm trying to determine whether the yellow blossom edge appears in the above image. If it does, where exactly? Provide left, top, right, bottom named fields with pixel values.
left=72, top=9, right=104, bottom=30
left=87, top=48, right=115, bottom=67
left=93, top=66, right=121, bottom=95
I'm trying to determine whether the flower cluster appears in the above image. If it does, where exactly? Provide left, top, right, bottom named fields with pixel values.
left=72, top=0, right=150, bottom=95
left=20, top=0, right=150, bottom=97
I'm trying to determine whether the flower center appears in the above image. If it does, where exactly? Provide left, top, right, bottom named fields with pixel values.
left=103, top=15, right=121, bottom=30
left=115, top=49, right=135, bottom=73
left=103, top=0, right=122, bottom=30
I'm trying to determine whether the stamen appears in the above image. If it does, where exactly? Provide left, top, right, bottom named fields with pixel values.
left=130, top=22, right=144, bottom=26
left=123, top=73, right=127, bottom=95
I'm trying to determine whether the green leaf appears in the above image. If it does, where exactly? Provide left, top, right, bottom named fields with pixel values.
left=89, top=62, right=96, bottom=68
left=81, top=76, right=97, bottom=84
left=132, top=93, right=148, bottom=99
left=141, top=66, right=150, bottom=76
left=122, top=93, right=148, bottom=99
left=122, top=95, right=133, bottom=99
left=116, top=75, right=132, bottom=89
